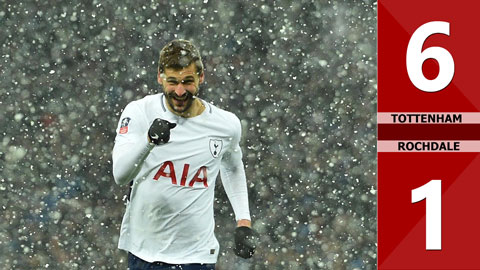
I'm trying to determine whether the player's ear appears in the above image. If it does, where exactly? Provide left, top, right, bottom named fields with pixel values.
left=157, top=71, right=164, bottom=84
left=199, top=72, right=204, bottom=84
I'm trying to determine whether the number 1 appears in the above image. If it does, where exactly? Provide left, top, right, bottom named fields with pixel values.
left=411, top=180, right=442, bottom=250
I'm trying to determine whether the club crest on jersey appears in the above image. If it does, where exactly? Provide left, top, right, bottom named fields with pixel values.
left=119, top=117, right=131, bottom=134
left=209, top=139, right=223, bottom=158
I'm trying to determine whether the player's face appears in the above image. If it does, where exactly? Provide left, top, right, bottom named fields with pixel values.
left=158, top=63, right=204, bottom=113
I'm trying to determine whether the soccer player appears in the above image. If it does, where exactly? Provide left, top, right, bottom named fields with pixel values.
left=112, top=39, right=256, bottom=270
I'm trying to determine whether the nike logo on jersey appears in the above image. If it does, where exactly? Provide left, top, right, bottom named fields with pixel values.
left=151, top=134, right=159, bottom=140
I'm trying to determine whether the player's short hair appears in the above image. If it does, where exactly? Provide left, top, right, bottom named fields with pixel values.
left=158, top=39, right=204, bottom=75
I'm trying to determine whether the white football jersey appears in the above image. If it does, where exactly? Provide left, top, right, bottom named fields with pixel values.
left=112, top=94, right=250, bottom=264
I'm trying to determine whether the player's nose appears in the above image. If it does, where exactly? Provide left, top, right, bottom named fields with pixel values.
left=174, top=85, right=187, bottom=97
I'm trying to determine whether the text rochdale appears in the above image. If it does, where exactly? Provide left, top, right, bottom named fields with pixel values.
left=398, top=141, right=460, bottom=151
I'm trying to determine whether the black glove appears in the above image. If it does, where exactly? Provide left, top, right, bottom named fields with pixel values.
left=234, top=226, right=258, bottom=259
left=148, top=118, right=176, bottom=145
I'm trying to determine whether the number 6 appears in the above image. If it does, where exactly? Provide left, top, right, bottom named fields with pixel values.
left=406, top=21, right=454, bottom=92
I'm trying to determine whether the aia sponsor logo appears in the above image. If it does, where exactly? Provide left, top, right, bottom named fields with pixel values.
left=153, top=161, right=208, bottom=188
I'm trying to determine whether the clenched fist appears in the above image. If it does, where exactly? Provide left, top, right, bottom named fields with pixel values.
left=148, top=118, right=177, bottom=145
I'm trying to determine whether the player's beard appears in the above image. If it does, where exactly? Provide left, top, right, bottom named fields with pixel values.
left=165, top=89, right=196, bottom=113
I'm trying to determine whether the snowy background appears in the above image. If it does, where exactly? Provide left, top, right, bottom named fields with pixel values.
left=0, top=0, right=377, bottom=269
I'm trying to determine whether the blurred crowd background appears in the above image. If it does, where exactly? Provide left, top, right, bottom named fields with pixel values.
left=0, top=0, right=377, bottom=269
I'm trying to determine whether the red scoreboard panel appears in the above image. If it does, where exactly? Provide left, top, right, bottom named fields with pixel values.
left=378, top=1, right=480, bottom=269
